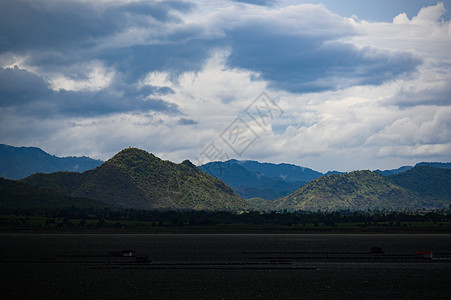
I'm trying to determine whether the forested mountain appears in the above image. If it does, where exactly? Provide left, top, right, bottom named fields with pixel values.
left=200, top=161, right=271, bottom=189
left=416, top=162, right=451, bottom=169
left=373, top=162, right=451, bottom=176
left=199, top=160, right=316, bottom=200
left=200, top=159, right=451, bottom=202
left=0, top=178, right=108, bottom=210
left=388, top=166, right=451, bottom=204
left=374, top=166, right=412, bottom=176
left=233, top=160, right=323, bottom=182
left=3, top=143, right=450, bottom=212
left=274, top=171, right=424, bottom=212
left=234, top=180, right=307, bottom=200
left=22, top=148, right=249, bottom=211
left=0, top=144, right=103, bottom=179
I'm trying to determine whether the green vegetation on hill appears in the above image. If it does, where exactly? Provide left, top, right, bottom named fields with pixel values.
left=6, top=144, right=450, bottom=213
left=275, top=171, right=422, bottom=211
left=245, top=197, right=277, bottom=211
left=22, top=148, right=249, bottom=211
left=234, top=180, right=306, bottom=200
left=0, top=178, right=109, bottom=210
left=416, top=162, right=451, bottom=169
left=388, top=166, right=451, bottom=204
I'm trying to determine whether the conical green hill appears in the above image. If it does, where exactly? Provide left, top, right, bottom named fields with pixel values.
left=23, top=148, right=249, bottom=211
left=275, top=170, right=421, bottom=211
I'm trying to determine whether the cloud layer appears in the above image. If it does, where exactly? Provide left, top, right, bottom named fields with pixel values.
left=0, top=0, right=450, bottom=171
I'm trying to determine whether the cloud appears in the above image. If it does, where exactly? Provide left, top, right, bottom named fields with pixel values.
left=0, top=0, right=201, bottom=83
left=214, top=4, right=423, bottom=93
left=354, top=2, right=451, bottom=60
left=392, top=71, right=451, bottom=107
left=0, top=1, right=424, bottom=94
left=0, top=66, right=50, bottom=106
left=0, top=66, right=179, bottom=117
left=49, top=62, right=114, bottom=92
left=394, top=2, right=447, bottom=25
left=232, top=0, right=276, bottom=5
left=366, top=107, right=451, bottom=148
left=0, top=1, right=449, bottom=172
left=0, top=0, right=193, bottom=52
left=177, top=118, right=198, bottom=125
left=351, top=2, right=451, bottom=108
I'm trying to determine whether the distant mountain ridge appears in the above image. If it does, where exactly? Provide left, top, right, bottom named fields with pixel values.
left=22, top=148, right=249, bottom=211
left=233, top=160, right=323, bottom=182
left=0, top=144, right=103, bottom=179
left=2, top=144, right=450, bottom=211
left=374, top=166, right=412, bottom=176
left=245, top=166, right=451, bottom=212
left=416, top=162, right=451, bottom=169
left=200, top=159, right=451, bottom=201
left=199, top=160, right=317, bottom=200
left=374, top=162, right=451, bottom=176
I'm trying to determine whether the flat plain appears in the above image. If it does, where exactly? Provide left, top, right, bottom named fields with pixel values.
left=1, top=234, right=451, bottom=299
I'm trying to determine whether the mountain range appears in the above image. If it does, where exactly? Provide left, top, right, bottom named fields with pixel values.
left=199, top=159, right=451, bottom=201
left=0, top=177, right=109, bottom=210
left=21, top=148, right=249, bottom=211
left=249, top=166, right=451, bottom=212
left=0, top=144, right=450, bottom=212
left=199, top=160, right=322, bottom=200
left=0, top=144, right=103, bottom=180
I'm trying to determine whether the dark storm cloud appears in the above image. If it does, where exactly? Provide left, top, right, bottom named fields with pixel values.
left=0, top=67, right=179, bottom=117
left=0, top=0, right=209, bottom=84
left=222, top=7, right=423, bottom=93
left=0, top=66, right=50, bottom=106
left=0, top=0, right=193, bottom=53
left=0, top=0, right=424, bottom=101
left=100, top=40, right=224, bottom=83
left=53, top=90, right=179, bottom=117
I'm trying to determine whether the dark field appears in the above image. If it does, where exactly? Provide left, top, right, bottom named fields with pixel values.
left=1, top=234, right=451, bottom=299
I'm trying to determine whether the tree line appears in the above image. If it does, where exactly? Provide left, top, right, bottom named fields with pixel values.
left=2, top=206, right=450, bottom=228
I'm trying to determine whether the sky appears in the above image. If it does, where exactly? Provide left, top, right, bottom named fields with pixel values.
left=0, top=0, right=450, bottom=172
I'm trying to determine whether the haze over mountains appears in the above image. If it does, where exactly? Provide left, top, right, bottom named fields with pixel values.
left=0, top=144, right=450, bottom=212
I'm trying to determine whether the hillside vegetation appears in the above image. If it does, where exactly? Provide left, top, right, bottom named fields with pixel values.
left=388, top=166, right=451, bottom=205
left=22, top=148, right=249, bottom=211
left=275, top=171, right=423, bottom=211
left=0, top=178, right=108, bottom=210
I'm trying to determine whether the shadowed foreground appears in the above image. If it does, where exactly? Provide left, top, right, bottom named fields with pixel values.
left=1, top=234, right=451, bottom=299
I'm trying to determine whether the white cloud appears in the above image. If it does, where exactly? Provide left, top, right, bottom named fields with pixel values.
left=49, top=62, right=114, bottom=92
left=410, top=2, right=447, bottom=25
left=353, top=2, right=451, bottom=60
left=142, top=51, right=267, bottom=123
left=0, top=0, right=450, bottom=172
